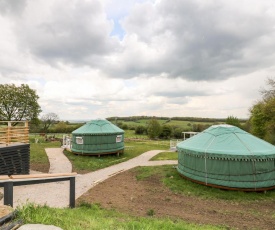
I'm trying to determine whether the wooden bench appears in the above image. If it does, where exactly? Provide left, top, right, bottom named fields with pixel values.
left=0, top=173, right=77, bottom=208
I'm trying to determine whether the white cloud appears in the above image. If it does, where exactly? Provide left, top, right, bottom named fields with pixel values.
left=0, top=0, right=274, bottom=120
left=100, top=0, right=275, bottom=81
left=12, top=0, right=119, bottom=66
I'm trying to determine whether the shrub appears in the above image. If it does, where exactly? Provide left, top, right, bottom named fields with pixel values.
left=173, top=127, right=184, bottom=139
left=135, top=125, right=146, bottom=135
left=146, top=209, right=155, bottom=216
left=122, top=124, right=128, bottom=130
left=159, top=125, right=172, bottom=139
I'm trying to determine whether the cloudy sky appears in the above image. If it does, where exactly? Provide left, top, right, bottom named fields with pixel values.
left=0, top=0, right=274, bottom=120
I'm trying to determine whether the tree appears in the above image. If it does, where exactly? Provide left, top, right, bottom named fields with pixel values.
left=249, top=102, right=267, bottom=138
left=0, top=84, right=41, bottom=123
left=249, top=78, right=275, bottom=143
left=260, top=78, right=275, bottom=100
left=159, top=125, right=172, bottom=139
left=226, top=116, right=241, bottom=128
left=41, top=113, right=59, bottom=133
left=147, top=118, right=161, bottom=139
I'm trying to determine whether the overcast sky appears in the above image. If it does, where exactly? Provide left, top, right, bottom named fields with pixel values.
left=0, top=0, right=274, bottom=120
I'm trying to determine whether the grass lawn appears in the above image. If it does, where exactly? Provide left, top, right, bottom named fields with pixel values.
left=135, top=165, right=275, bottom=201
left=150, top=151, right=178, bottom=161
left=16, top=203, right=224, bottom=230
left=124, top=129, right=149, bottom=139
left=64, top=140, right=170, bottom=173
left=112, top=118, right=221, bottom=130
left=29, top=135, right=61, bottom=172
left=29, top=132, right=170, bottom=173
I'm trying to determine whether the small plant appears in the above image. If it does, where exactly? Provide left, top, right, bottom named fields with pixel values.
left=78, top=201, right=93, bottom=208
left=146, top=209, right=155, bottom=216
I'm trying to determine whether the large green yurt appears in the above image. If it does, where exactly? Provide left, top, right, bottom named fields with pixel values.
left=71, top=119, right=124, bottom=155
left=177, top=125, right=275, bottom=191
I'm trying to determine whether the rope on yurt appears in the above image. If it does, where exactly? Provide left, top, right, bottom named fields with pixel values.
left=204, top=136, right=216, bottom=185
left=234, top=132, right=257, bottom=190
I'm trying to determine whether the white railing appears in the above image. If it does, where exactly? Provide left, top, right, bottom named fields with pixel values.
left=170, top=139, right=182, bottom=150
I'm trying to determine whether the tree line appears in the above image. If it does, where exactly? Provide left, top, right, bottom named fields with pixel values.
left=0, top=80, right=274, bottom=144
left=106, top=115, right=247, bottom=123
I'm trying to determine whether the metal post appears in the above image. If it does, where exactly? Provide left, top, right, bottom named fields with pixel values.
left=69, top=177, right=75, bottom=208
left=4, top=181, right=13, bottom=207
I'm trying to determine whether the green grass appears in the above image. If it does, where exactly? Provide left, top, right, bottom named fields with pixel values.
left=28, top=133, right=170, bottom=173
left=16, top=203, right=224, bottom=230
left=124, top=129, right=149, bottom=139
left=113, top=119, right=220, bottom=130
left=64, top=140, right=170, bottom=173
left=30, top=143, right=50, bottom=165
left=29, top=135, right=61, bottom=172
left=150, top=151, right=178, bottom=161
left=135, top=165, right=275, bottom=201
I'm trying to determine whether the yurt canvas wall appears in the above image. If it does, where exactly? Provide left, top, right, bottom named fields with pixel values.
left=71, top=119, right=124, bottom=155
left=177, top=125, right=275, bottom=190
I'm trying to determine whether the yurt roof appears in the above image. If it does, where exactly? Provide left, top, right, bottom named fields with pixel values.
left=177, top=124, right=275, bottom=159
left=72, top=119, right=124, bottom=135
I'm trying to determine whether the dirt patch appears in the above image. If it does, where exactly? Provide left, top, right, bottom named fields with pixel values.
left=77, top=169, right=275, bottom=230
left=30, top=163, right=49, bottom=173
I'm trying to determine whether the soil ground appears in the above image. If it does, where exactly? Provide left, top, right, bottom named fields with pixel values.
left=0, top=205, right=14, bottom=219
left=30, top=162, right=49, bottom=173
left=77, top=168, right=275, bottom=230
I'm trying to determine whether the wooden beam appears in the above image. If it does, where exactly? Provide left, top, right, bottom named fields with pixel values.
left=0, top=176, right=10, bottom=180
left=9, top=172, right=77, bottom=180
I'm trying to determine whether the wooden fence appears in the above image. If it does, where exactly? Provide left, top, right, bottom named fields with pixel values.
left=0, top=121, right=29, bottom=146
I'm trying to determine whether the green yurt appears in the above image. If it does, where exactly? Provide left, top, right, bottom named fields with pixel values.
left=71, top=119, right=124, bottom=155
left=177, top=125, right=275, bottom=191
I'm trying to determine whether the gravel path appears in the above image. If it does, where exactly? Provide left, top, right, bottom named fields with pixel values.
left=46, top=148, right=72, bottom=174
left=0, top=148, right=177, bottom=208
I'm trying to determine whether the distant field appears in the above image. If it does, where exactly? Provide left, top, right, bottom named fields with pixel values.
left=110, top=118, right=223, bottom=131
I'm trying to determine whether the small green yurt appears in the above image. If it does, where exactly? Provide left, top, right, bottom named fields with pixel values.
left=177, top=125, right=275, bottom=191
left=71, top=119, right=124, bottom=155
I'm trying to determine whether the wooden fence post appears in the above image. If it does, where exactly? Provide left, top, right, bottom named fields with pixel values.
left=6, top=122, right=11, bottom=146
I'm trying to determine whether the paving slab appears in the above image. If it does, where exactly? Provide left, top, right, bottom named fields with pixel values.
left=18, top=224, right=63, bottom=230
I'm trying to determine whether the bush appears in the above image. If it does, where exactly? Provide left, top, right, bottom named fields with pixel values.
left=173, top=127, right=184, bottom=138
left=122, top=124, right=128, bottom=130
left=135, top=125, right=146, bottom=135
left=226, top=116, right=241, bottom=128
left=192, top=124, right=210, bottom=132
left=159, top=125, right=172, bottom=139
